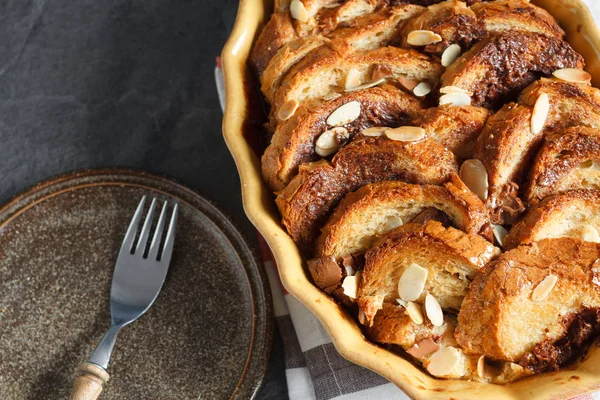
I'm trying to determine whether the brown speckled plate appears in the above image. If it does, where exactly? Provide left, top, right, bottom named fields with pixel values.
left=0, top=169, right=272, bottom=399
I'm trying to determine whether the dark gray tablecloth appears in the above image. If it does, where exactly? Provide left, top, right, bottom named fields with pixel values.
left=0, top=0, right=286, bottom=398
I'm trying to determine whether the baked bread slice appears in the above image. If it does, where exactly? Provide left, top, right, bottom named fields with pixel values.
left=474, top=78, right=600, bottom=223
left=251, top=12, right=298, bottom=76
left=271, top=45, right=443, bottom=124
left=416, top=105, right=489, bottom=158
left=400, top=1, right=484, bottom=55
left=503, top=190, right=600, bottom=249
left=525, top=127, right=600, bottom=203
left=471, top=0, right=564, bottom=39
left=276, top=135, right=458, bottom=252
left=358, top=221, right=499, bottom=321
left=440, top=31, right=584, bottom=108
left=315, top=175, right=492, bottom=259
left=456, top=238, right=600, bottom=371
left=262, top=85, right=423, bottom=192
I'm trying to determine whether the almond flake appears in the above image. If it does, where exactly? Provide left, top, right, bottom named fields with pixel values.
left=492, top=224, right=508, bottom=247
left=441, top=44, right=461, bottom=67
left=315, top=127, right=349, bottom=157
left=345, top=265, right=356, bottom=276
left=582, top=225, right=600, bottom=243
left=425, top=294, right=444, bottom=326
left=405, top=301, right=424, bottom=325
left=342, top=273, right=360, bottom=299
left=477, top=355, right=493, bottom=379
left=439, top=86, right=473, bottom=96
left=459, top=159, right=489, bottom=201
left=426, top=347, right=461, bottom=377
left=398, top=263, right=428, bottom=301
left=385, top=215, right=403, bottom=231
left=323, top=92, right=342, bottom=101
left=358, top=308, right=367, bottom=325
left=413, top=82, right=432, bottom=97
left=344, top=69, right=362, bottom=90
left=277, top=99, right=299, bottom=121
left=384, top=126, right=426, bottom=142
left=439, top=92, right=472, bottom=106
left=406, top=337, right=440, bottom=358
left=552, top=68, right=592, bottom=85
left=396, top=298, right=407, bottom=307
left=326, top=101, right=361, bottom=126
left=407, top=30, right=443, bottom=46
left=290, top=0, right=309, bottom=22
left=531, top=274, right=558, bottom=302
left=361, top=127, right=387, bottom=137
left=345, top=78, right=386, bottom=93
left=531, top=92, right=549, bottom=134
left=397, top=76, right=418, bottom=91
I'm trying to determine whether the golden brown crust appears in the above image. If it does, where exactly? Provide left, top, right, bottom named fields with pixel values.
left=358, top=221, right=499, bottom=320
left=504, top=189, right=600, bottom=249
left=525, top=127, right=600, bottom=203
left=315, top=175, right=492, bottom=258
left=471, top=0, right=564, bottom=39
left=456, top=238, right=600, bottom=363
left=276, top=136, right=458, bottom=253
left=417, top=105, right=489, bottom=158
left=262, top=85, right=423, bottom=192
left=250, top=13, right=298, bottom=76
left=441, top=31, right=584, bottom=108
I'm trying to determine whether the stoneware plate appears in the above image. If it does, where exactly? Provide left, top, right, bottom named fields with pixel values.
left=221, top=0, right=600, bottom=398
left=0, top=169, right=272, bottom=399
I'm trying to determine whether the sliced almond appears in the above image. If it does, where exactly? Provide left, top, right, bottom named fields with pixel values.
left=396, top=298, right=407, bottom=307
left=342, top=273, right=360, bottom=299
left=531, top=274, right=558, bottom=302
left=477, top=355, right=493, bottom=379
left=361, top=127, right=387, bottom=137
left=426, top=347, right=461, bottom=377
left=385, top=215, right=403, bottom=231
left=323, top=92, right=342, bottom=101
left=425, top=294, right=444, bottom=327
left=277, top=99, right=299, bottom=121
left=492, top=224, right=508, bottom=247
left=326, top=101, right=361, bottom=126
left=413, top=82, right=432, bottom=97
left=407, top=30, right=443, bottom=46
left=459, top=159, right=489, bottom=201
left=345, top=78, right=386, bottom=93
left=552, top=68, right=592, bottom=85
left=441, top=44, right=461, bottom=67
left=439, top=92, right=471, bottom=106
left=344, top=69, right=362, bottom=90
left=358, top=308, right=367, bottom=325
left=385, top=126, right=426, bottom=142
left=582, top=225, right=600, bottom=243
left=345, top=265, right=356, bottom=276
left=397, top=76, right=418, bottom=91
left=531, top=92, right=549, bottom=134
left=439, top=86, right=473, bottom=96
left=398, top=263, right=428, bottom=302
left=290, top=0, right=309, bottom=22
left=406, top=337, right=440, bottom=359
left=405, top=301, right=424, bottom=325
left=315, top=127, right=349, bottom=157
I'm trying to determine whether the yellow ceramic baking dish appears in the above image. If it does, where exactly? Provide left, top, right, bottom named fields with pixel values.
left=222, top=1, right=600, bottom=398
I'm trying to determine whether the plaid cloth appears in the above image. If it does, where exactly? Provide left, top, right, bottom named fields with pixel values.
left=217, top=2, right=600, bottom=395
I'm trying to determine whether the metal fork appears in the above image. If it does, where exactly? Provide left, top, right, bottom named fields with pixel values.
left=69, top=196, right=178, bottom=400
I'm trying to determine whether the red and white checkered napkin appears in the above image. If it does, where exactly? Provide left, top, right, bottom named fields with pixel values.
left=216, top=28, right=600, bottom=394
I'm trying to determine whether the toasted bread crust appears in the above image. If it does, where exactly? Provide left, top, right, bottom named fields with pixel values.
left=315, top=175, right=492, bottom=258
left=504, top=190, right=600, bottom=249
left=441, top=31, right=584, bottom=108
left=251, top=13, right=298, bottom=76
left=276, top=136, right=458, bottom=253
left=526, top=127, right=600, bottom=203
left=262, top=85, right=423, bottom=191
left=456, top=238, right=600, bottom=363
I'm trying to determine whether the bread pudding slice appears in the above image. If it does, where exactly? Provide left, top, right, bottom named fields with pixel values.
left=440, top=31, right=584, bottom=108
left=262, top=85, right=423, bottom=191
left=456, top=238, right=600, bottom=371
left=315, top=175, right=492, bottom=259
left=504, top=190, right=600, bottom=249
left=276, top=135, right=457, bottom=252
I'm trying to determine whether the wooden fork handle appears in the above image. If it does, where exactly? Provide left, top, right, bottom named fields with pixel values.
left=69, top=362, right=110, bottom=400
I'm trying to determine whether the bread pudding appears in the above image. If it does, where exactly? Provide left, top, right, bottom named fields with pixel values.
left=253, top=0, right=600, bottom=384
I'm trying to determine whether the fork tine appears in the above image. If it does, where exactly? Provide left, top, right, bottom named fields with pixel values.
left=147, top=201, right=168, bottom=260
left=160, top=203, right=178, bottom=263
left=135, top=197, right=157, bottom=254
left=119, top=196, right=147, bottom=254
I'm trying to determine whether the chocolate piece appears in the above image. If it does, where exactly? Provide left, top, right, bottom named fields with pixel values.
left=490, top=182, right=525, bottom=225
left=411, top=207, right=451, bottom=226
left=307, top=256, right=343, bottom=289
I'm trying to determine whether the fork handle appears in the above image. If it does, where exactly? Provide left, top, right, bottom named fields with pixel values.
left=69, top=362, right=110, bottom=400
